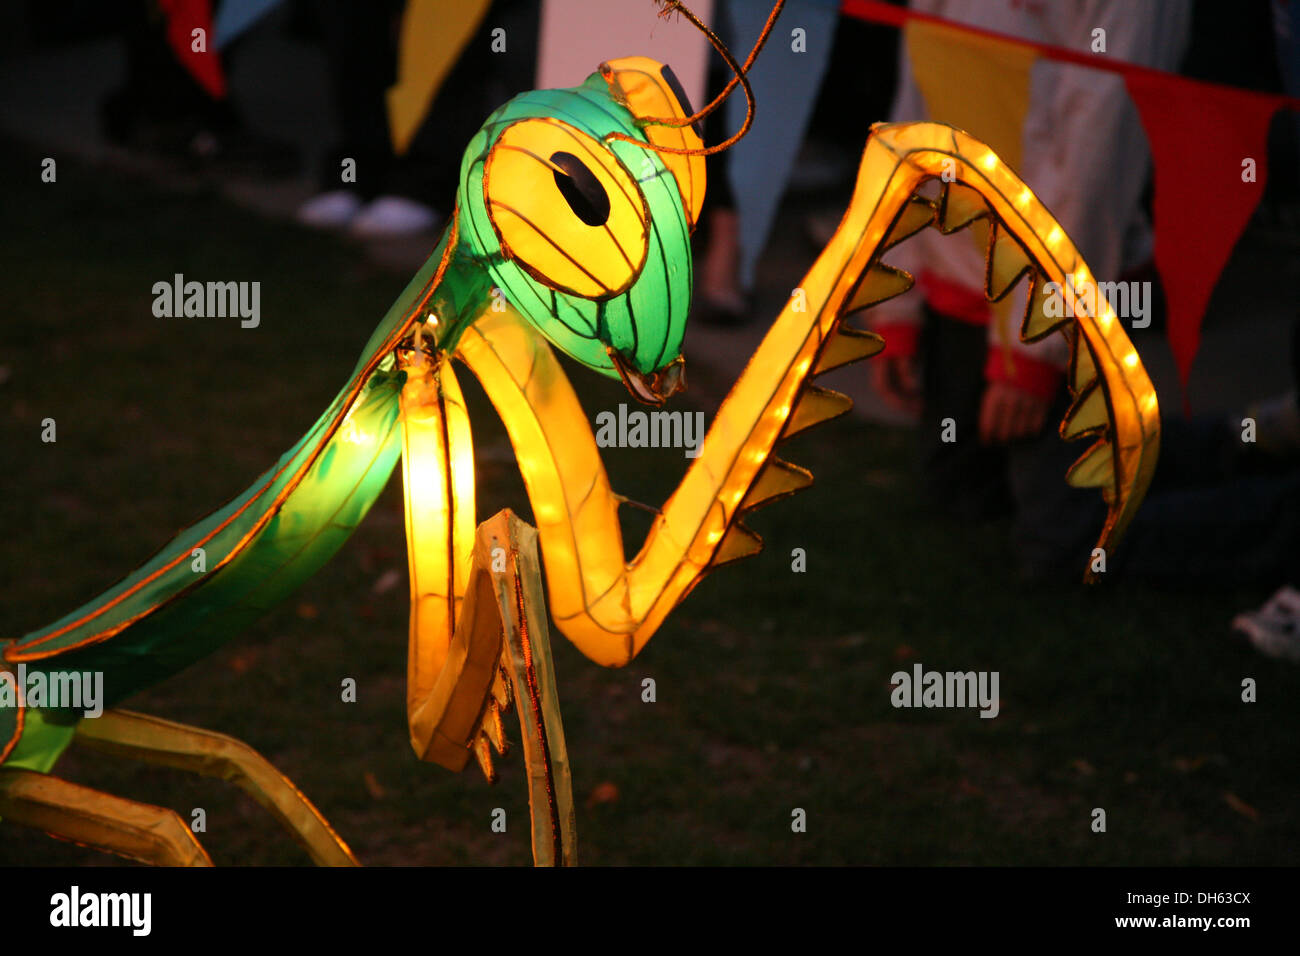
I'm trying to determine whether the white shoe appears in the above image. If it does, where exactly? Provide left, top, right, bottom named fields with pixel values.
left=349, top=196, right=440, bottom=238
left=296, top=190, right=364, bottom=229
left=1231, top=585, right=1300, bottom=662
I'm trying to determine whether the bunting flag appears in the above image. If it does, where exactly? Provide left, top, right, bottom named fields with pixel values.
left=724, top=0, right=838, bottom=291
left=1125, top=74, right=1284, bottom=402
left=904, top=18, right=1037, bottom=363
left=905, top=19, right=1036, bottom=172
left=213, top=0, right=284, bottom=50
left=843, top=0, right=1300, bottom=401
left=387, top=0, right=492, bottom=156
left=158, top=0, right=226, bottom=99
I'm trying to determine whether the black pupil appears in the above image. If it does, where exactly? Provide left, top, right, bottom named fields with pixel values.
left=660, top=64, right=702, bottom=138
left=551, top=151, right=610, bottom=227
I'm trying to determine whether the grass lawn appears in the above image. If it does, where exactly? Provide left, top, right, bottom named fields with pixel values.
left=2, top=141, right=1296, bottom=866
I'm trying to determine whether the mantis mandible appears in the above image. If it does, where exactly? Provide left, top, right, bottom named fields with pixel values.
left=0, top=49, right=1159, bottom=866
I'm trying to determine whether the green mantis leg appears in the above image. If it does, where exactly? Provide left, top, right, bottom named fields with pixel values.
left=0, top=766, right=213, bottom=866
left=72, top=709, right=358, bottom=866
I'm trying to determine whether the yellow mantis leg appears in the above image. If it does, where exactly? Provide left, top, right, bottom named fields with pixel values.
left=71, top=709, right=358, bottom=866
left=456, top=120, right=1160, bottom=669
left=399, top=349, right=575, bottom=865
left=0, top=766, right=213, bottom=866
left=477, top=510, right=576, bottom=867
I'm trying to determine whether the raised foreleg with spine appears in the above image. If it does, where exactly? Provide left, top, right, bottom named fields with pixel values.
left=457, top=121, right=1159, bottom=670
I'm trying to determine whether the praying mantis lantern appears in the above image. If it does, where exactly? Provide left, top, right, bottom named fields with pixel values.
left=0, top=27, right=1158, bottom=866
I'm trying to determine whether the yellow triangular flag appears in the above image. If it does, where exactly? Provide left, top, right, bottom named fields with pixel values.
left=905, top=19, right=1037, bottom=170
left=387, top=0, right=492, bottom=156
left=906, top=19, right=1038, bottom=359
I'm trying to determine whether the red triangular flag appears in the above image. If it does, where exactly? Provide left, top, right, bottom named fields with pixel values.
left=159, top=0, right=226, bottom=100
left=1125, top=72, right=1282, bottom=409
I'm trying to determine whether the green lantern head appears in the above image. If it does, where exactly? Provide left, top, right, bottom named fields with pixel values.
left=457, top=57, right=706, bottom=404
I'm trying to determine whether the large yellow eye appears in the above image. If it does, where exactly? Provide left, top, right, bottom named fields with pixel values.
left=483, top=118, right=648, bottom=299
left=602, top=56, right=706, bottom=229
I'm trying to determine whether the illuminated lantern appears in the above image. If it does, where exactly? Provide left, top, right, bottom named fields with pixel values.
left=0, top=55, right=1157, bottom=867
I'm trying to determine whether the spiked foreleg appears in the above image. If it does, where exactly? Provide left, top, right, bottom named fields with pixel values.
left=458, top=122, right=1159, bottom=667
left=455, top=221, right=902, bottom=667
left=866, top=122, right=1160, bottom=567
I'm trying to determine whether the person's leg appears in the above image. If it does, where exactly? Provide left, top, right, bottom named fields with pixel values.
left=1005, top=387, right=1107, bottom=581
left=694, top=5, right=748, bottom=325
left=1005, top=394, right=1255, bottom=583
left=298, top=0, right=403, bottom=228
left=919, top=312, right=1012, bottom=520
left=103, top=0, right=296, bottom=174
left=394, top=0, right=539, bottom=212
left=315, top=0, right=402, bottom=202
left=1115, top=470, right=1300, bottom=586
left=1006, top=395, right=1300, bottom=586
left=1144, top=413, right=1242, bottom=493
left=105, top=1, right=215, bottom=135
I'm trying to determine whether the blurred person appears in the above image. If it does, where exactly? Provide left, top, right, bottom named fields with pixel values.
left=695, top=2, right=902, bottom=324
left=100, top=0, right=299, bottom=175
left=866, top=0, right=1189, bottom=579
left=692, top=5, right=747, bottom=326
left=693, top=0, right=844, bottom=325
left=1121, top=318, right=1300, bottom=659
left=1268, top=0, right=1300, bottom=229
left=298, top=0, right=536, bottom=238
